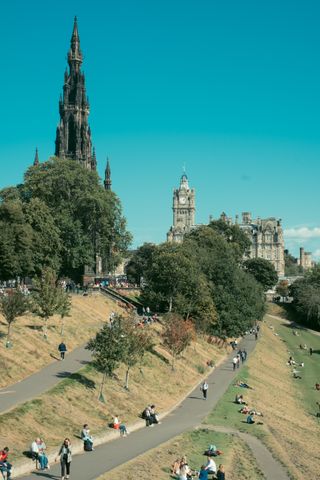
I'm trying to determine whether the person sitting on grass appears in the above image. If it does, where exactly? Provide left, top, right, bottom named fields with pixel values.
left=235, top=394, right=246, bottom=405
left=239, top=405, right=250, bottom=414
left=315, top=383, right=320, bottom=391
left=179, top=461, right=193, bottom=480
left=204, top=456, right=217, bottom=475
left=247, top=413, right=255, bottom=424
left=198, top=465, right=209, bottom=479
left=217, top=464, right=226, bottom=480
left=292, top=369, right=302, bottom=379
left=0, top=447, right=12, bottom=480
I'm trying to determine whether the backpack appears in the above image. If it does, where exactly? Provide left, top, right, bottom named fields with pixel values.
left=84, top=440, right=92, bottom=452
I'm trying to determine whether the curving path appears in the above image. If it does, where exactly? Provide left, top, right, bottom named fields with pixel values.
left=17, top=334, right=289, bottom=480
left=0, top=345, right=91, bottom=415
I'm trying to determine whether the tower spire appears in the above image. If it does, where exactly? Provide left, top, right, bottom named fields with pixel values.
left=104, top=157, right=112, bottom=190
left=55, top=18, right=95, bottom=170
left=33, top=147, right=39, bottom=166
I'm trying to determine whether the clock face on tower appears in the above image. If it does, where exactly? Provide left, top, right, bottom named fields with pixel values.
left=180, top=196, right=186, bottom=204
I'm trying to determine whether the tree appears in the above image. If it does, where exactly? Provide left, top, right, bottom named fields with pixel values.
left=31, top=268, right=68, bottom=339
left=290, top=266, right=320, bottom=328
left=162, top=314, right=195, bottom=370
left=20, top=158, right=131, bottom=279
left=0, top=201, right=34, bottom=281
left=86, top=317, right=128, bottom=401
left=243, top=258, right=278, bottom=290
left=57, top=292, right=72, bottom=337
left=0, top=291, right=29, bottom=347
left=208, top=219, right=251, bottom=261
left=276, top=280, right=289, bottom=299
left=125, top=243, right=156, bottom=285
left=120, top=317, right=153, bottom=390
left=284, top=250, right=302, bottom=276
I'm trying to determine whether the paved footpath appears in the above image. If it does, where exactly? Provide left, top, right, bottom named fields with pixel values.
left=17, top=334, right=289, bottom=480
left=0, top=345, right=91, bottom=414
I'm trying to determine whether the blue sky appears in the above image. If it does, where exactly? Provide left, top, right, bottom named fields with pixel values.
left=1, top=0, right=320, bottom=257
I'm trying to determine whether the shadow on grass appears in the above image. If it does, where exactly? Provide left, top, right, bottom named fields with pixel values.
left=149, top=347, right=170, bottom=365
left=55, top=372, right=96, bottom=389
left=25, top=325, right=43, bottom=331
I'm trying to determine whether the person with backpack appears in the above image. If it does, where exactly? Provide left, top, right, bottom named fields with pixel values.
left=81, top=424, right=94, bottom=451
left=56, top=438, right=72, bottom=479
left=201, top=380, right=209, bottom=400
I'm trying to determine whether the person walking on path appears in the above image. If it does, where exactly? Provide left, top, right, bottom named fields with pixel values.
left=56, top=438, right=72, bottom=480
left=310, top=347, right=313, bottom=356
left=232, top=356, right=238, bottom=371
left=201, top=380, right=209, bottom=400
left=58, top=341, right=67, bottom=360
left=255, top=331, right=258, bottom=341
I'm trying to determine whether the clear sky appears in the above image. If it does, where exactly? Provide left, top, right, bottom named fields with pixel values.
left=1, top=0, right=320, bottom=257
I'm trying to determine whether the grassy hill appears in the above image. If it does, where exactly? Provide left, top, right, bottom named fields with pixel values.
left=0, top=323, right=227, bottom=468
left=205, top=309, right=320, bottom=480
left=0, top=293, right=119, bottom=388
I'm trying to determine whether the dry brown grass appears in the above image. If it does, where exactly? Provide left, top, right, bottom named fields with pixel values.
left=0, top=293, right=119, bottom=388
left=245, top=316, right=320, bottom=480
left=97, top=429, right=265, bottom=480
left=0, top=326, right=226, bottom=465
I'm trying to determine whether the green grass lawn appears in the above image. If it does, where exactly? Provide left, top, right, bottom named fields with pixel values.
left=204, top=365, right=267, bottom=440
left=267, top=315, right=320, bottom=416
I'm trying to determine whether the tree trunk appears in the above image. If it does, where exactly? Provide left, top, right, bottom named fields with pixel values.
left=171, top=353, right=175, bottom=371
left=169, top=297, right=173, bottom=312
left=60, top=317, right=65, bottom=337
left=98, top=372, right=106, bottom=402
left=43, top=318, right=48, bottom=340
left=125, top=368, right=130, bottom=390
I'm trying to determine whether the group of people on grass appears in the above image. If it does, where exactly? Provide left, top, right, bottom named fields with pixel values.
left=171, top=453, right=226, bottom=479
left=234, top=388, right=263, bottom=425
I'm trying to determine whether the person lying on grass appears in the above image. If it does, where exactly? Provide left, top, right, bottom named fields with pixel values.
left=239, top=406, right=263, bottom=416
left=234, top=380, right=254, bottom=389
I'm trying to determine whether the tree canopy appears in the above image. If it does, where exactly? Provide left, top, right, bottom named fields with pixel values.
left=130, top=225, right=265, bottom=336
left=243, top=257, right=278, bottom=290
left=290, top=265, right=320, bottom=329
left=0, top=158, right=131, bottom=281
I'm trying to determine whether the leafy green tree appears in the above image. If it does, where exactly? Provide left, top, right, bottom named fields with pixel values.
left=0, top=291, right=29, bottom=347
left=0, top=159, right=131, bottom=280
left=290, top=265, right=320, bottom=328
left=243, top=258, right=278, bottom=290
left=31, top=268, right=68, bottom=339
left=120, top=317, right=153, bottom=390
left=125, top=243, right=157, bottom=285
left=86, top=317, right=128, bottom=400
left=57, top=292, right=72, bottom=337
left=208, top=219, right=251, bottom=261
left=0, top=201, right=34, bottom=280
left=162, top=314, right=195, bottom=370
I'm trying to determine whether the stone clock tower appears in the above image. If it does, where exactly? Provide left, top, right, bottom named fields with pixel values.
left=167, top=173, right=196, bottom=242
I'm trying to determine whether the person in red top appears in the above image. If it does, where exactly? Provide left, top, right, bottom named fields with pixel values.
left=0, top=447, right=12, bottom=479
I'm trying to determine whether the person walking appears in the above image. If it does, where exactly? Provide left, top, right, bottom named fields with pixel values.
left=201, top=380, right=209, bottom=400
left=236, top=354, right=240, bottom=368
left=310, top=347, right=313, bottom=356
left=232, top=356, right=238, bottom=371
left=56, top=438, right=72, bottom=480
left=255, top=331, right=258, bottom=340
left=58, top=341, right=67, bottom=360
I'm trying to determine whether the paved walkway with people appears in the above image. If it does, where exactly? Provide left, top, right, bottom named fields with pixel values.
left=0, top=345, right=91, bottom=414
left=16, top=333, right=289, bottom=480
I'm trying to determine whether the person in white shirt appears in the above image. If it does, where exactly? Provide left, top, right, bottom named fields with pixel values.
left=204, top=456, right=217, bottom=474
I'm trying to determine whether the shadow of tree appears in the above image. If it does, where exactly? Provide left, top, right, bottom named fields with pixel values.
left=68, top=372, right=96, bottom=389
left=149, top=347, right=170, bottom=365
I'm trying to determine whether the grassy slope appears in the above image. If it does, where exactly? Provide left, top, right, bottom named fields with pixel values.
left=0, top=326, right=226, bottom=465
left=97, top=428, right=265, bottom=480
left=205, top=311, right=320, bottom=480
left=0, top=294, right=119, bottom=388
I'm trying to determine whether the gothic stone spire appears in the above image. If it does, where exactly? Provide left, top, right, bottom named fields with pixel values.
left=55, top=17, right=95, bottom=171
left=104, top=157, right=112, bottom=190
left=33, top=147, right=39, bottom=166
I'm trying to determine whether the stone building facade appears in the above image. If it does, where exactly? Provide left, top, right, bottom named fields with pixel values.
left=298, top=247, right=313, bottom=270
left=220, top=211, right=285, bottom=277
left=167, top=174, right=196, bottom=242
